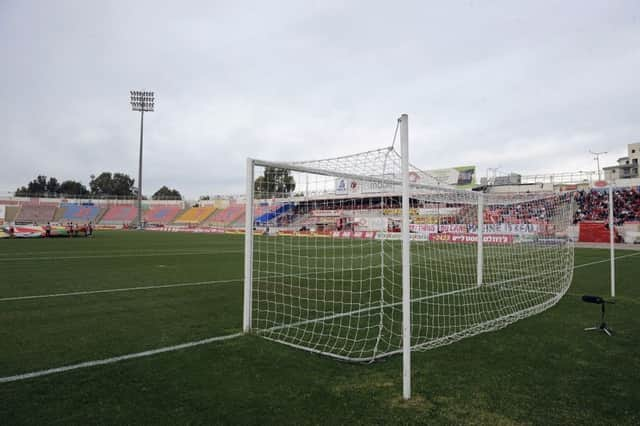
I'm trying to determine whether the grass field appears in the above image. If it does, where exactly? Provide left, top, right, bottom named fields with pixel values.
left=1, top=231, right=639, bottom=425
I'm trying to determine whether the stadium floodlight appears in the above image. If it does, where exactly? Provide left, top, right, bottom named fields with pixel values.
left=589, top=150, right=607, bottom=181
left=243, top=114, right=575, bottom=400
left=130, top=90, right=155, bottom=229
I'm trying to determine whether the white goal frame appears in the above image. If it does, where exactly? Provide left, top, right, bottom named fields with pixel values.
left=243, top=114, right=574, bottom=400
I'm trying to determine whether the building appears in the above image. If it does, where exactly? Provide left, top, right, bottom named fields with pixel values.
left=603, top=143, right=640, bottom=181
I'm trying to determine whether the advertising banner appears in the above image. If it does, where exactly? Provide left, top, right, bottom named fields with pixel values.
left=353, top=217, right=387, bottom=231
left=429, top=233, right=514, bottom=244
left=468, top=223, right=540, bottom=234
left=311, top=210, right=343, bottom=217
left=420, top=166, right=476, bottom=189
left=409, top=224, right=468, bottom=233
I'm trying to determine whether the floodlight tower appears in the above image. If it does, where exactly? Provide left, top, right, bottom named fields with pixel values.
left=589, top=150, right=607, bottom=181
left=130, top=91, right=155, bottom=229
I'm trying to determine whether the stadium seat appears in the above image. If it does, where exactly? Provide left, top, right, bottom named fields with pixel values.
left=59, top=204, right=101, bottom=223
left=14, top=204, right=57, bottom=224
left=100, top=205, right=139, bottom=225
left=144, top=205, right=182, bottom=224
left=204, top=204, right=245, bottom=227
left=174, top=206, right=217, bottom=224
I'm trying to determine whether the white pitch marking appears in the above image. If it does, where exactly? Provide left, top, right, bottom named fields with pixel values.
left=0, top=332, right=243, bottom=384
left=0, top=246, right=240, bottom=257
left=573, top=251, right=640, bottom=269
left=1, top=249, right=638, bottom=384
left=0, top=279, right=242, bottom=302
left=0, top=249, right=244, bottom=262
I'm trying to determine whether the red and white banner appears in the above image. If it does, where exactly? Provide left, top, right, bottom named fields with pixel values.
left=409, top=224, right=467, bottom=233
left=311, top=210, right=343, bottom=217
left=429, top=233, right=514, bottom=244
left=469, top=223, right=540, bottom=234
left=146, top=226, right=227, bottom=234
left=332, top=231, right=377, bottom=239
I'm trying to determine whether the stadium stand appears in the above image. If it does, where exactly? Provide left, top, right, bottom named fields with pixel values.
left=100, top=205, right=138, bottom=225
left=144, top=205, right=182, bottom=224
left=59, top=204, right=101, bottom=223
left=204, top=204, right=245, bottom=227
left=255, top=203, right=293, bottom=226
left=14, top=204, right=57, bottom=224
left=174, top=206, right=216, bottom=224
left=574, top=187, right=640, bottom=224
left=4, top=206, right=20, bottom=223
left=228, top=204, right=277, bottom=227
left=578, top=221, right=617, bottom=243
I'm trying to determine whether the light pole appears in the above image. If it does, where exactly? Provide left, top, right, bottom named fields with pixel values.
left=130, top=91, right=155, bottom=229
left=589, top=150, right=607, bottom=181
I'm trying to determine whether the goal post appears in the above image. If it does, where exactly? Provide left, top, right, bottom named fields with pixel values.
left=399, top=113, right=411, bottom=400
left=608, top=184, right=615, bottom=298
left=243, top=158, right=254, bottom=333
left=242, top=115, right=575, bottom=399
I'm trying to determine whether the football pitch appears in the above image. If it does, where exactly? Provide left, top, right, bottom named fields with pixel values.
left=1, top=231, right=639, bottom=424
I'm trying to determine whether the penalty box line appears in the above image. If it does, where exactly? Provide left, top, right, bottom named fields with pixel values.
left=0, top=267, right=339, bottom=303
left=0, top=279, right=243, bottom=303
left=0, top=332, right=243, bottom=384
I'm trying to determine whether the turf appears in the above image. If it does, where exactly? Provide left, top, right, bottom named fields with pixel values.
left=0, top=231, right=638, bottom=425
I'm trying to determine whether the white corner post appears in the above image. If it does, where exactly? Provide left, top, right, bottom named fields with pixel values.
left=400, top=114, right=411, bottom=400
left=243, top=158, right=255, bottom=332
left=609, top=184, right=615, bottom=297
left=477, top=193, right=484, bottom=287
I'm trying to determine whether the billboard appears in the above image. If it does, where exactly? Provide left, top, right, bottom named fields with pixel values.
left=416, top=165, right=476, bottom=189
left=335, top=166, right=476, bottom=194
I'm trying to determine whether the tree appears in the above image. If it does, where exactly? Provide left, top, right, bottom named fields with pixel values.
left=254, top=167, right=295, bottom=199
left=90, top=172, right=114, bottom=196
left=152, top=186, right=182, bottom=200
left=90, top=172, right=135, bottom=197
left=15, top=175, right=56, bottom=196
left=111, top=173, right=135, bottom=196
left=45, top=177, right=60, bottom=194
left=14, top=186, right=29, bottom=196
left=59, top=180, right=90, bottom=196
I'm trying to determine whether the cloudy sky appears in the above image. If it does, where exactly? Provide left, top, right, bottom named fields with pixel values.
left=1, top=1, right=639, bottom=198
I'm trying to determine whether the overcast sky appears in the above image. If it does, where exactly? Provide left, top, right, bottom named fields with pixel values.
left=1, top=1, right=639, bottom=198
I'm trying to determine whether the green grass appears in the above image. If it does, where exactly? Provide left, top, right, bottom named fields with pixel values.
left=0, top=231, right=639, bottom=425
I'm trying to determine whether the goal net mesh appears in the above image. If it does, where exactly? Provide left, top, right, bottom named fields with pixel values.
left=248, top=147, right=574, bottom=361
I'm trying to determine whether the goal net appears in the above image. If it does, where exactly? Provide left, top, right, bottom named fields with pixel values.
left=243, top=116, right=574, bottom=393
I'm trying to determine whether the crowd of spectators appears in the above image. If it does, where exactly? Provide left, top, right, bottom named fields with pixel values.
left=573, top=188, right=640, bottom=224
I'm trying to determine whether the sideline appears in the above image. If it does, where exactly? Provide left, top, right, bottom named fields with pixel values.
left=0, top=249, right=243, bottom=262
left=0, top=333, right=242, bottom=384
left=573, top=251, right=640, bottom=269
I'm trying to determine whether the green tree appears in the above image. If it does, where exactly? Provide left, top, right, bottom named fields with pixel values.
left=14, top=186, right=29, bottom=196
left=90, top=172, right=114, bottom=196
left=59, top=180, right=90, bottom=197
left=15, top=175, right=52, bottom=196
left=254, top=167, right=295, bottom=199
left=90, top=172, right=135, bottom=197
left=152, top=186, right=182, bottom=200
left=111, top=173, right=135, bottom=196
left=45, top=177, right=60, bottom=194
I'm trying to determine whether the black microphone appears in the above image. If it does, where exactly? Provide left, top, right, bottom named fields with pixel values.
left=582, top=295, right=604, bottom=304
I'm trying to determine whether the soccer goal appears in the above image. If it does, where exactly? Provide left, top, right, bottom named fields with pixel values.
left=243, top=114, right=575, bottom=399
